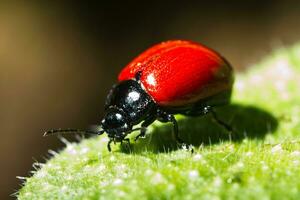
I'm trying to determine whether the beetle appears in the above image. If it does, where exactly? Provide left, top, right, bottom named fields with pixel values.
left=45, top=40, right=234, bottom=151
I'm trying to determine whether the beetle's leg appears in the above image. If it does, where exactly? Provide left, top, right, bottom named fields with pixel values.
left=157, top=111, right=192, bottom=151
left=107, top=139, right=113, bottom=152
left=124, top=138, right=131, bottom=146
left=121, top=138, right=131, bottom=151
left=157, top=112, right=180, bottom=141
left=135, top=116, right=156, bottom=141
left=209, top=107, right=232, bottom=133
left=168, top=115, right=182, bottom=143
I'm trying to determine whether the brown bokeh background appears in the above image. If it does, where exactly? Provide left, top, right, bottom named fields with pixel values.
left=1, top=1, right=300, bottom=199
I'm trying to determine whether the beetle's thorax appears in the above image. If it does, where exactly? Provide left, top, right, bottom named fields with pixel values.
left=103, top=79, right=157, bottom=139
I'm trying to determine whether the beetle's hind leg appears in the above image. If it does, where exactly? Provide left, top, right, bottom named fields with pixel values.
left=157, top=110, right=193, bottom=152
left=208, top=106, right=233, bottom=133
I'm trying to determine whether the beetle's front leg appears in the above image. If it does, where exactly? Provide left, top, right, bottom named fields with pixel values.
left=135, top=116, right=156, bottom=141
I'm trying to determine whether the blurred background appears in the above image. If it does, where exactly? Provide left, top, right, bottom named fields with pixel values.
left=1, top=1, right=300, bottom=199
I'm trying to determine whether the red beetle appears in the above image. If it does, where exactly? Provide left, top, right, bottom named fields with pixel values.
left=46, top=40, right=234, bottom=151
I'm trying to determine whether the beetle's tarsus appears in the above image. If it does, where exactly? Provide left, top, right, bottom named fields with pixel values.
left=177, top=142, right=194, bottom=153
left=107, top=139, right=113, bottom=152
left=123, top=138, right=131, bottom=151
left=134, top=133, right=145, bottom=141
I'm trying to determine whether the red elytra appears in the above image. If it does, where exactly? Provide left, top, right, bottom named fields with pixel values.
left=118, top=40, right=233, bottom=107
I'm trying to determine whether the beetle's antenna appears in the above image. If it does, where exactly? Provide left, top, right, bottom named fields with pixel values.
left=43, top=128, right=104, bottom=137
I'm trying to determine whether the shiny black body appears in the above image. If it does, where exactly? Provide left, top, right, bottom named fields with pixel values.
left=102, top=79, right=156, bottom=140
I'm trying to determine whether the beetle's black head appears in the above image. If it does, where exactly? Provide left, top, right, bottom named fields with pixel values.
left=101, top=107, right=131, bottom=142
